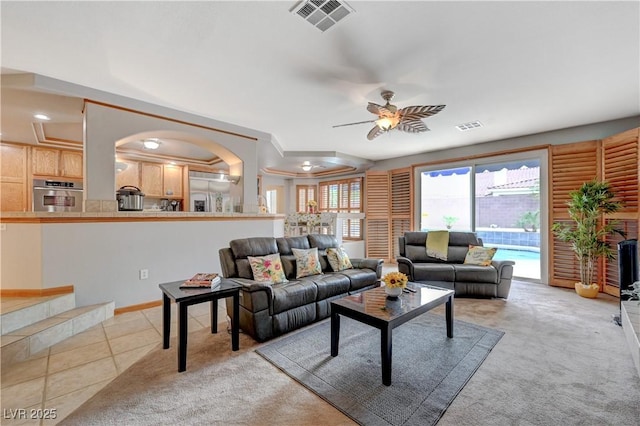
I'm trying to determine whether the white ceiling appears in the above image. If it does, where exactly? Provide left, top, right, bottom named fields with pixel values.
left=1, top=1, right=639, bottom=175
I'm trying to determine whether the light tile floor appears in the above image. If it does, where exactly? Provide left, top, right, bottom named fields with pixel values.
left=1, top=299, right=229, bottom=425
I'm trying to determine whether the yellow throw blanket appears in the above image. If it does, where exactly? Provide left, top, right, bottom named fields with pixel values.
left=426, top=230, right=449, bottom=260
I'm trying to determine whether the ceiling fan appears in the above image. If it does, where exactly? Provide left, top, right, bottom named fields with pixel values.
left=300, top=161, right=326, bottom=172
left=333, top=90, right=445, bottom=140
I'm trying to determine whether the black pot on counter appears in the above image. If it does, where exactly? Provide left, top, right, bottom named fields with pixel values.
left=116, top=186, right=145, bottom=211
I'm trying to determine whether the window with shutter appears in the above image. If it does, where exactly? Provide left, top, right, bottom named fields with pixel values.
left=318, top=177, right=363, bottom=240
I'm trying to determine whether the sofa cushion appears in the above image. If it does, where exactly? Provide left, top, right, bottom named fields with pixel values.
left=308, top=234, right=340, bottom=249
left=454, top=264, right=498, bottom=283
left=248, top=253, right=288, bottom=284
left=271, top=280, right=318, bottom=314
left=308, top=273, right=351, bottom=300
left=412, top=264, right=455, bottom=282
left=276, top=236, right=311, bottom=255
left=338, top=268, right=379, bottom=292
left=280, top=254, right=297, bottom=280
left=230, top=237, right=278, bottom=258
left=326, top=247, right=353, bottom=271
left=464, top=246, right=497, bottom=266
left=292, top=247, right=322, bottom=278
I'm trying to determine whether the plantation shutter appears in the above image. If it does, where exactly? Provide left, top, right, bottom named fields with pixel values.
left=364, top=168, right=414, bottom=262
left=602, top=128, right=640, bottom=296
left=365, top=172, right=391, bottom=261
left=549, top=140, right=600, bottom=288
left=390, top=168, right=413, bottom=259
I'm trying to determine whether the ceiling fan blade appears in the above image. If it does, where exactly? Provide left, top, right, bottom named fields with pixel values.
left=397, top=120, right=430, bottom=133
left=367, top=125, right=384, bottom=140
left=399, top=105, right=446, bottom=121
left=333, top=119, right=377, bottom=128
left=367, top=102, right=387, bottom=115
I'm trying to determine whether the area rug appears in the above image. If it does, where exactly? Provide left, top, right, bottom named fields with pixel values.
left=256, top=314, right=504, bottom=426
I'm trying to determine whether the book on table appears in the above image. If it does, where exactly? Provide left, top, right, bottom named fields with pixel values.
left=180, top=273, right=221, bottom=289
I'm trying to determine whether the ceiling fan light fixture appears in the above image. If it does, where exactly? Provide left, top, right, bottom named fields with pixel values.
left=376, top=116, right=398, bottom=131
left=142, top=138, right=160, bottom=150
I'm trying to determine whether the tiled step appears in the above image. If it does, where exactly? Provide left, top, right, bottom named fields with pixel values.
left=1, top=301, right=115, bottom=368
left=0, top=293, right=76, bottom=334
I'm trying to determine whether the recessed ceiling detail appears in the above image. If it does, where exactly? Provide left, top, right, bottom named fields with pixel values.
left=291, top=0, right=354, bottom=32
left=456, top=121, right=483, bottom=131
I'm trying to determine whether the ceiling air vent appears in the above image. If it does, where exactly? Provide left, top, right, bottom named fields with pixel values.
left=291, top=0, right=355, bottom=32
left=456, top=121, right=484, bottom=131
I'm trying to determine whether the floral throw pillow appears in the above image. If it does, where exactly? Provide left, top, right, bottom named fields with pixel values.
left=292, top=247, right=323, bottom=278
left=248, top=253, right=288, bottom=284
left=326, top=247, right=353, bottom=272
left=463, top=245, right=498, bottom=266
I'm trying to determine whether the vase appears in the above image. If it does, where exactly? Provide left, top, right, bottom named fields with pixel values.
left=575, top=283, right=599, bottom=298
left=384, top=286, right=403, bottom=298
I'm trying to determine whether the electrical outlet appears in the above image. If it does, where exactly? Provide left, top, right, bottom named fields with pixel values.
left=139, top=269, right=149, bottom=280
left=0, top=224, right=6, bottom=231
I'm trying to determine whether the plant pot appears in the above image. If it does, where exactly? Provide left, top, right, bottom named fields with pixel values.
left=575, top=283, right=599, bottom=298
left=384, top=286, right=403, bottom=298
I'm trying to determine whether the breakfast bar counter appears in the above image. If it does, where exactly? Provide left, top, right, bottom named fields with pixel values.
left=0, top=211, right=284, bottom=223
left=1, top=212, right=285, bottom=310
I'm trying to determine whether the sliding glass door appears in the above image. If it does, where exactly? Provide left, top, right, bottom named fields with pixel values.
left=419, top=167, right=472, bottom=231
left=475, top=160, right=541, bottom=280
left=418, top=154, right=543, bottom=280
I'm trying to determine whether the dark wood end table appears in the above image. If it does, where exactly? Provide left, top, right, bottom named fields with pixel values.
left=330, top=282, right=454, bottom=386
left=159, top=279, right=241, bottom=372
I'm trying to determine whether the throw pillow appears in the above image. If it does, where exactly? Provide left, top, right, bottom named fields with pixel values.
left=463, top=245, right=497, bottom=266
left=248, top=253, right=288, bottom=284
left=292, top=247, right=323, bottom=278
left=326, top=247, right=353, bottom=272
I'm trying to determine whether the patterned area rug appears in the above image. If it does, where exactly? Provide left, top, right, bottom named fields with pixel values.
left=257, top=314, right=504, bottom=426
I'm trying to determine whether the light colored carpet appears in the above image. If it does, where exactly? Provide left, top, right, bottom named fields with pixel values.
left=257, top=313, right=503, bottom=426
left=62, top=280, right=640, bottom=425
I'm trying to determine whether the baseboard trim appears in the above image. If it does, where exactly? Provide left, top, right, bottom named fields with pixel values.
left=0, top=285, right=75, bottom=297
left=114, top=300, right=163, bottom=315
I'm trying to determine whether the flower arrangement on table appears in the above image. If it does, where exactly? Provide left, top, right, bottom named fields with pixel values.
left=307, top=199, right=317, bottom=213
left=383, top=271, right=408, bottom=288
left=382, top=271, right=408, bottom=297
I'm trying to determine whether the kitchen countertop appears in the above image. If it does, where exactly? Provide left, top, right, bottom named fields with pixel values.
left=0, top=211, right=285, bottom=223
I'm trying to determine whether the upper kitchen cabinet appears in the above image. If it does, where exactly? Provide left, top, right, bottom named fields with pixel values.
left=163, top=165, right=183, bottom=198
left=140, top=162, right=163, bottom=197
left=32, top=147, right=83, bottom=179
left=115, top=160, right=140, bottom=191
left=59, top=150, right=83, bottom=178
left=0, top=143, right=28, bottom=211
left=32, top=147, right=59, bottom=176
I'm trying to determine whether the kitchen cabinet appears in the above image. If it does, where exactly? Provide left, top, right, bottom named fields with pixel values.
left=60, top=150, right=83, bottom=178
left=140, top=162, right=164, bottom=197
left=32, top=147, right=83, bottom=178
left=32, top=147, right=60, bottom=176
left=115, top=160, right=140, bottom=190
left=0, top=143, right=28, bottom=211
left=163, top=165, right=183, bottom=198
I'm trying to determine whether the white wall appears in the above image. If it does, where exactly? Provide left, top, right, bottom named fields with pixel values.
left=372, top=116, right=640, bottom=171
left=2, top=218, right=284, bottom=308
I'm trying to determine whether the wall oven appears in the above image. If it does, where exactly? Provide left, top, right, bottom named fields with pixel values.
left=33, top=179, right=83, bottom=212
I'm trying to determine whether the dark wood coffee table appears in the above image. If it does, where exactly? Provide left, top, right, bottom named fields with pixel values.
left=159, top=279, right=241, bottom=372
left=330, top=282, right=454, bottom=386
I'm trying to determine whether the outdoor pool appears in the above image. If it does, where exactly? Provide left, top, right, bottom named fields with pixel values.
left=492, top=248, right=540, bottom=262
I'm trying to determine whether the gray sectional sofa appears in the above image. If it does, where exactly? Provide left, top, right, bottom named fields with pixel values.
left=397, top=231, right=515, bottom=298
left=219, top=234, right=382, bottom=342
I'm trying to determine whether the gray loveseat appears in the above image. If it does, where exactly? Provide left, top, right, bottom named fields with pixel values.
left=219, top=234, right=382, bottom=342
left=397, top=231, right=515, bottom=298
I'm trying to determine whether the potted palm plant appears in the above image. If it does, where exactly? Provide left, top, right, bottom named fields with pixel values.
left=552, top=180, right=623, bottom=298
